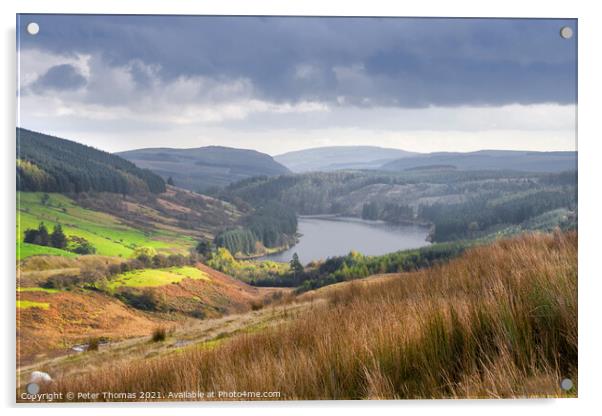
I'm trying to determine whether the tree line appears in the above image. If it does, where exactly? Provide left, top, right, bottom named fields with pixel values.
left=249, top=242, right=466, bottom=290
left=362, top=201, right=414, bottom=223
left=214, top=202, right=297, bottom=255
left=23, top=222, right=96, bottom=254
left=419, top=188, right=577, bottom=241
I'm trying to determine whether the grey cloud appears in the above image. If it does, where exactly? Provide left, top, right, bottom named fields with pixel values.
left=30, top=63, right=86, bottom=93
left=18, top=15, right=577, bottom=108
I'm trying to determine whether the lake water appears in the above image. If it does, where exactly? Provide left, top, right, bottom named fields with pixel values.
left=259, top=216, right=430, bottom=264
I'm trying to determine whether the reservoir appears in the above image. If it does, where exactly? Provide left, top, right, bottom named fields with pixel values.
left=259, top=216, right=431, bottom=264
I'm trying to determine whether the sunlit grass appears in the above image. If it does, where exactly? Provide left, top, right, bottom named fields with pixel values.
left=16, top=192, right=193, bottom=259
left=52, top=231, right=577, bottom=400
left=107, top=266, right=210, bottom=289
left=18, top=242, right=77, bottom=259
left=17, top=287, right=60, bottom=293
left=17, top=300, right=50, bottom=310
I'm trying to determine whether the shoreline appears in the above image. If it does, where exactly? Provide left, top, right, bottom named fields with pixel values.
left=299, top=213, right=432, bottom=228
left=234, top=234, right=301, bottom=261
left=237, top=214, right=433, bottom=262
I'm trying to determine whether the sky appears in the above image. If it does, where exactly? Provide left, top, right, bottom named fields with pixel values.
left=17, top=15, right=577, bottom=155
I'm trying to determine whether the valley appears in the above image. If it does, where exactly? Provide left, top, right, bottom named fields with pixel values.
left=218, top=169, right=576, bottom=244
left=15, top=128, right=578, bottom=400
left=258, top=216, right=430, bottom=263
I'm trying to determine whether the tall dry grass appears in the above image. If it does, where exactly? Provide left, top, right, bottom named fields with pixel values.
left=50, top=231, right=577, bottom=400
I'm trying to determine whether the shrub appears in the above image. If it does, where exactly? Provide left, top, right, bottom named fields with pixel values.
left=250, top=300, right=264, bottom=311
left=68, top=236, right=96, bottom=254
left=86, top=337, right=101, bottom=351
left=107, top=263, right=122, bottom=276
left=151, top=327, right=167, bottom=342
left=23, top=222, right=50, bottom=246
left=79, top=268, right=106, bottom=285
left=132, top=246, right=157, bottom=259
left=117, top=288, right=168, bottom=312
left=190, top=309, right=205, bottom=319
left=167, top=254, right=186, bottom=267
left=43, top=273, right=80, bottom=290
left=152, top=254, right=168, bottom=268
left=195, top=240, right=213, bottom=257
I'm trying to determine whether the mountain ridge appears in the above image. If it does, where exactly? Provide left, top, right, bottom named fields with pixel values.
left=275, top=146, right=418, bottom=172
left=117, top=146, right=291, bottom=192
left=382, top=149, right=577, bottom=173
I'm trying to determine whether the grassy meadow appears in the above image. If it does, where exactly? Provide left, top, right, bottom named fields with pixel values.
left=17, top=192, right=194, bottom=259
left=107, top=266, right=210, bottom=290
left=49, top=231, right=577, bottom=400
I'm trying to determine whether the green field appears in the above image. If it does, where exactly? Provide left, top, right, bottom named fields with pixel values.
left=17, top=192, right=194, bottom=260
left=17, top=287, right=60, bottom=293
left=107, top=266, right=210, bottom=289
left=17, top=242, right=77, bottom=259
left=16, top=300, right=50, bottom=310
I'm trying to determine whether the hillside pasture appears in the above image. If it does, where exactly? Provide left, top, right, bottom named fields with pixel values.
left=107, top=267, right=210, bottom=289
left=17, top=192, right=193, bottom=259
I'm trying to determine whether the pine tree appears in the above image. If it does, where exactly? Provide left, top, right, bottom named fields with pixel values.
left=50, top=224, right=68, bottom=249
left=167, top=176, right=175, bottom=186
left=40, top=193, right=50, bottom=206
left=290, top=252, right=304, bottom=277
left=35, top=222, right=50, bottom=246
left=195, top=240, right=213, bottom=257
left=23, top=228, right=39, bottom=244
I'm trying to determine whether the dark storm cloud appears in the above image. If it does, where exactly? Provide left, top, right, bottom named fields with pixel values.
left=18, top=15, right=576, bottom=107
left=30, top=63, right=87, bottom=92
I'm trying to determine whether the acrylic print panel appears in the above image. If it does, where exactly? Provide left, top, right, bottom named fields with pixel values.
left=16, top=15, right=577, bottom=402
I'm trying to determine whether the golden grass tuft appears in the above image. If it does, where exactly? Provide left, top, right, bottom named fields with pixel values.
left=49, top=231, right=577, bottom=400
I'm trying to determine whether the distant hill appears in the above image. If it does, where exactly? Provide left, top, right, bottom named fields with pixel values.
left=274, top=146, right=418, bottom=172
left=117, top=146, right=291, bottom=191
left=381, top=150, right=577, bottom=173
left=17, top=128, right=165, bottom=194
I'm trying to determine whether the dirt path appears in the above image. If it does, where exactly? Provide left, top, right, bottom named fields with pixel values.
left=17, top=298, right=317, bottom=389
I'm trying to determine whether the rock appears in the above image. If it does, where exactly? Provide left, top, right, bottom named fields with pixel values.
left=72, top=344, right=88, bottom=353
left=29, top=371, right=52, bottom=384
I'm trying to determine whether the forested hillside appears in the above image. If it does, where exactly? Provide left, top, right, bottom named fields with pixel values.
left=15, top=129, right=297, bottom=261
left=214, top=202, right=298, bottom=256
left=219, top=169, right=577, bottom=243
left=17, top=128, right=165, bottom=194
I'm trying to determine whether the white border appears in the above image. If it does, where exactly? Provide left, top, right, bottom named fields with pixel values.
left=2, top=1, right=600, bottom=415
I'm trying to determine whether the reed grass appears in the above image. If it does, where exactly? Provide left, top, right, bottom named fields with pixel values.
left=50, top=231, right=577, bottom=400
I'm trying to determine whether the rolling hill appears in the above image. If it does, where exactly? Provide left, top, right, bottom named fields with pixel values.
left=17, top=260, right=276, bottom=362
left=15, top=130, right=279, bottom=364
left=17, top=128, right=165, bottom=194
left=220, top=169, right=576, bottom=243
left=381, top=150, right=577, bottom=173
left=17, top=189, right=242, bottom=260
left=117, top=146, right=291, bottom=191
left=274, top=146, right=418, bottom=172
